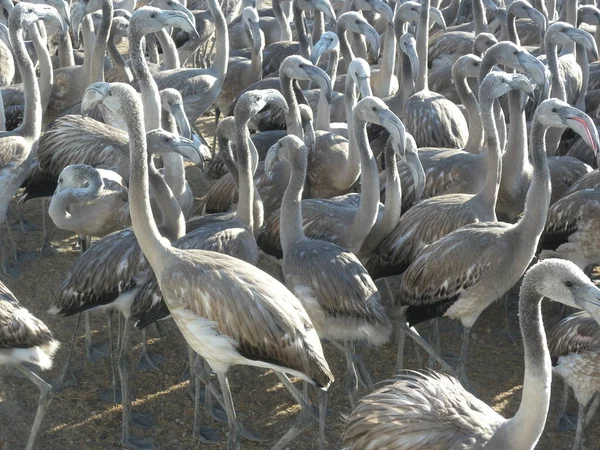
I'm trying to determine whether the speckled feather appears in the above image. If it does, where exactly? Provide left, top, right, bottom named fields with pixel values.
left=342, top=371, right=504, bottom=450
left=0, top=282, right=56, bottom=350
left=159, top=248, right=333, bottom=387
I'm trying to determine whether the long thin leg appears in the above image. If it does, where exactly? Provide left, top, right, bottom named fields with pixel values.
left=343, top=342, right=359, bottom=408
left=98, top=311, right=120, bottom=403
left=14, top=365, right=53, bottom=450
left=457, top=326, right=471, bottom=385
left=52, top=313, right=81, bottom=391
left=0, top=225, right=19, bottom=278
left=427, top=318, right=440, bottom=368
left=403, top=323, right=458, bottom=378
left=193, top=354, right=219, bottom=443
left=573, top=402, right=586, bottom=450
left=40, top=199, right=59, bottom=256
left=203, top=358, right=227, bottom=422
left=318, top=389, right=327, bottom=450
left=395, top=321, right=406, bottom=373
left=557, top=381, right=577, bottom=432
left=272, top=373, right=317, bottom=450
left=584, top=393, right=600, bottom=427
left=85, top=311, right=109, bottom=363
left=118, top=317, right=155, bottom=449
left=136, top=329, right=165, bottom=371
left=11, top=200, right=40, bottom=232
left=216, top=372, right=241, bottom=450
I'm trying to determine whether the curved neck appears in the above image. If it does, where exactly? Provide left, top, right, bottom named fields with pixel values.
left=293, top=1, right=310, bottom=60
left=545, top=38, right=566, bottom=101
left=486, top=284, right=551, bottom=448
left=473, top=0, right=488, bottom=35
left=280, top=154, right=306, bottom=253
left=10, top=14, right=41, bottom=141
left=127, top=100, right=174, bottom=277
left=207, top=0, right=228, bottom=77
left=473, top=90, right=500, bottom=215
left=345, top=75, right=360, bottom=175
left=281, top=74, right=303, bottom=137
left=337, top=21, right=354, bottom=73
left=30, top=23, right=52, bottom=115
left=250, top=32, right=264, bottom=81
left=108, top=36, right=133, bottom=83
left=90, top=0, right=114, bottom=84
left=456, top=70, right=482, bottom=153
left=503, top=90, right=531, bottom=189
left=315, top=88, right=331, bottom=131
left=380, top=142, right=402, bottom=235
left=349, top=116, right=381, bottom=252
left=130, top=27, right=162, bottom=130
left=49, top=181, right=103, bottom=229
left=378, top=24, right=396, bottom=98
left=161, top=111, right=187, bottom=199
left=273, top=0, right=291, bottom=41
left=81, top=16, right=96, bottom=81
left=326, top=48, right=339, bottom=85
left=514, top=116, right=551, bottom=241
left=234, top=118, right=255, bottom=231
left=156, top=28, right=180, bottom=69
left=561, top=0, right=577, bottom=55
left=507, top=10, right=521, bottom=46
left=312, top=11, right=324, bottom=44
left=58, top=30, right=75, bottom=67
left=394, top=43, right=415, bottom=109
left=415, top=0, right=430, bottom=92
left=575, top=43, right=588, bottom=111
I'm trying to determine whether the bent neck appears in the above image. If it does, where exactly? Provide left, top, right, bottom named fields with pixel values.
left=30, top=23, right=52, bottom=115
left=234, top=117, right=255, bottom=232
left=280, top=156, right=306, bottom=253
left=58, top=31, right=75, bottom=67
left=156, top=28, right=180, bottom=69
left=273, top=0, right=292, bottom=41
left=281, top=73, right=303, bottom=137
left=90, top=0, right=114, bottom=83
left=455, top=70, right=482, bottom=153
left=337, top=21, right=354, bottom=73
left=10, top=13, right=41, bottom=141
left=130, top=27, right=162, bottom=130
left=502, top=90, right=531, bottom=191
left=49, top=181, right=103, bottom=228
left=380, top=141, right=402, bottom=235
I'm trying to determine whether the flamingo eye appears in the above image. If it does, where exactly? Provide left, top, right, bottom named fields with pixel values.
left=565, top=281, right=574, bottom=287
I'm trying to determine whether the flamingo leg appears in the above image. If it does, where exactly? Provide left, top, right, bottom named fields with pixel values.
left=15, top=364, right=53, bottom=450
left=192, top=354, right=219, bottom=443
left=52, top=313, right=80, bottom=391
left=557, top=381, right=577, bottom=432
left=135, top=328, right=165, bottom=371
left=84, top=311, right=109, bottom=363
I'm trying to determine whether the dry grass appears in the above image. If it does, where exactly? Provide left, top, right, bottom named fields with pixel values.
left=0, top=114, right=598, bottom=449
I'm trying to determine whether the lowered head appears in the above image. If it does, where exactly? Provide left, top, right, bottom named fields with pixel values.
left=348, top=58, right=372, bottom=98
left=280, top=56, right=333, bottom=103
left=311, top=31, right=339, bottom=65
left=354, top=96, right=406, bottom=149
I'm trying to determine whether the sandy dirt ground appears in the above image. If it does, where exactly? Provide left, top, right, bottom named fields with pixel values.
left=0, top=115, right=599, bottom=450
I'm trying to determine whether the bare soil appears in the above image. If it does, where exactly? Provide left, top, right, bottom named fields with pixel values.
left=0, top=115, right=598, bottom=449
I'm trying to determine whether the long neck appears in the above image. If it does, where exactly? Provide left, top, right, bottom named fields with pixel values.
left=473, top=0, right=488, bottom=35
left=575, top=43, right=588, bottom=111
left=394, top=43, right=415, bottom=108
left=209, top=0, right=229, bottom=78
left=0, top=91, right=5, bottom=132
left=378, top=24, right=396, bottom=98
left=155, top=28, right=180, bottom=69
left=514, top=117, right=551, bottom=242
left=90, top=0, right=114, bottom=83
left=348, top=117, right=380, bottom=252
left=161, top=111, right=187, bottom=199
left=294, top=2, right=310, bottom=59
left=503, top=90, right=531, bottom=190
left=561, top=0, right=577, bottom=55
left=130, top=28, right=162, bottom=130
left=273, top=0, right=291, bottom=41
left=58, top=30, right=75, bottom=67
left=127, top=100, right=173, bottom=277
left=30, top=23, right=52, bottom=115
left=250, top=33, right=264, bottom=82
left=415, top=0, right=430, bottom=92
left=11, top=14, right=41, bottom=141
left=312, top=11, right=324, bottom=44
left=380, top=141, right=402, bottom=235
left=234, top=120, right=255, bottom=231
left=479, top=47, right=507, bottom=150
left=280, top=156, right=306, bottom=253
left=337, top=21, right=353, bottom=73
left=326, top=48, right=339, bottom=86
left=546, top=38, right=566, bottom=101
left=344, top=75, right=360, bottom=176
left=486, top=284, right=551, bottom=448
left=507, top=10, right=521, bottom=46
left=49, top=183, right=103, bottom=229
left=282, top=74, right=303, bottom=137
left=315, top=85, right=331, bottom=131
left=456, top=70, right=482, bottom=153
left=108, top=37, right=133, bottom=83
left=81, top=16, right=96, bottom=81
left=473, top=91, right=500, bottom=216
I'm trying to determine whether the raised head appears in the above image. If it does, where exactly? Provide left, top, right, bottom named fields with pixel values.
left=481, top=42, right=548, bottom=91
left=473, top=32, right=498, bottom=55
left=355, top=96, right=406, bottom=152
left=295, top=0, right=335, bottom=22
left=265, top=134, right=307, bottom=174
left=337, top=12, right=380, bottom=61
left=347, top=58, right=372, bottom=98
left=149, top=0, right=196, bottom=28
left=160, top=88, right=191, bottom=140
left=311, top=31, right=339, bottom=65
left=479, top=71, right=534, bottom=103
left=578, top=5, right=600, bottom=26
left=354, top=0, right=393, bottom=26
left=129, top=6, right=198, bottom=39
left=534, top=99, right=599, bottom=153
left=523, top=259, right=600, bottom=317
left=146, top=129, right=208, bottom=167
left=280, top=56, right=332, bottom=103
left=508, top=0, right=546, bottom=32
left=10, top=2, right=67, bottom=35
left=546, top=22, right=598, bottom=60
left=453, top=54, right=482, bottom=80
left=234, top=89, right=289, bottom=127
left=399, top=32, right=419, bottom=82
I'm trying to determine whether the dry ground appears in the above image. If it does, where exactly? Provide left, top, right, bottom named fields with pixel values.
left=0, top=116, right=599, bottom=449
